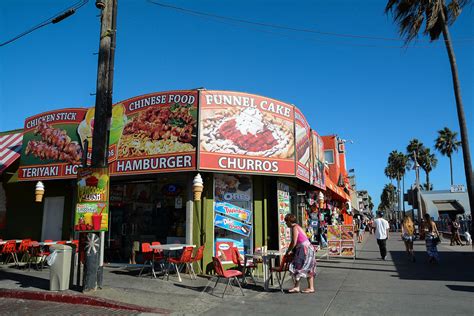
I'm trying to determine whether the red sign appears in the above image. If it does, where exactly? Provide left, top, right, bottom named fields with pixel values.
left=199, top=90, right=295, bottom=175
left=111, top=91, right=198, bottom=175
left=295, top=107, right=311, bottom=182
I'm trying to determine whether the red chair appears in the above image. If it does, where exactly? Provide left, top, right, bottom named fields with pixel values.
left=167, top=246, right=194, bottom=282
left=139, top=242, right=156, bottom=278
left=190, top=245, right=205, bottom=276
left=1, top=240, right=18, bottom=265
left=17, top=239, right=32, bottom=264
left=211, top=256, right=244, bottom=298
left=56, top=241, right=67, bottom=245
left=270, top=253, right=294, bottom=293
left=231, top=247, right=257, bottom=285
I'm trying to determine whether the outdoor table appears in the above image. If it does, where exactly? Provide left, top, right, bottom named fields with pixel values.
left=149, top=244, right=196, bottom=281
left=244, top=250, right=282, bottom=291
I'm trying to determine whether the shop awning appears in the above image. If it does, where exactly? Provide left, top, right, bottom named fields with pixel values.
left=0, top=132, right=23, bottom=175
left=325, top=176, right=350, bottom=201
left=433, top=200, right=464, bottom=212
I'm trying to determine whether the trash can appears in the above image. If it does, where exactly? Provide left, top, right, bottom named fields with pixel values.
left=48, top=244, right=72, bottom=291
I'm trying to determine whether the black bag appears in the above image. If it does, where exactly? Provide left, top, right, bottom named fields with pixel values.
left=433, top=235, right=441, bottom=244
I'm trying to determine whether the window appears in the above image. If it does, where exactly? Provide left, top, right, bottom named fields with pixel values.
left=324, top=150, right=334, bottom=164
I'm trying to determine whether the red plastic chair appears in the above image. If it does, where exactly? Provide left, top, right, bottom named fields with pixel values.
left=17, top=239, right=32, bottom=263
left=167, top=246, right=194, bottom=282
left=56, top=241, right=67, bottom=245
left=139, top=242, right=156, bottom=278
left=231, top=247, right=257, bottom=284
left=1, top=240, right=18, bottom=265
left=211, top=256, right=244, bottom=298
left=190, top=245, right=205, bottom=276
left=270, top=253, right=294, bottom=293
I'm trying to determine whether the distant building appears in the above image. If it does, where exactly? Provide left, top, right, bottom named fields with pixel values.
left=420, top=190, right=471, bottom=220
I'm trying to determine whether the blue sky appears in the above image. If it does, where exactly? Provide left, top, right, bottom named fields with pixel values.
left=1, top=0, right=473, bottom=209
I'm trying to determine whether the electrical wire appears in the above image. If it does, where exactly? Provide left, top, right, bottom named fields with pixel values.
left=147, top=0, right=474, bottom=45
left=0, top=0, right=88, bottom=47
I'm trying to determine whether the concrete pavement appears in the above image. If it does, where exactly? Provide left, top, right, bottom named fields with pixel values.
left=0, top=234, right=473, bottom=315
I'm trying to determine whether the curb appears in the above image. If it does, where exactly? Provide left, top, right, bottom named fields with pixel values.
left=0, top=289, right=171, bottom=314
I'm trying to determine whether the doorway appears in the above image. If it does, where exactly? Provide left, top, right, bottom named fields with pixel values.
left=41, top=196, right=65, bottom=241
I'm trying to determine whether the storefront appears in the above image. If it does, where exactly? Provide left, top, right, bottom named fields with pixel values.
left=3, top=89, right=330, bottom=268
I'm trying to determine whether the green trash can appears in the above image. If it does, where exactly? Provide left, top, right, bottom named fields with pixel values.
left=48, top=244, right=72, bottom=291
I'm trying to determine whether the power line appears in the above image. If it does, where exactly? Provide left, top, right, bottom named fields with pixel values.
left=147, top=0, right=474, bottom=45
left=0, top=0, right=88, bottom=47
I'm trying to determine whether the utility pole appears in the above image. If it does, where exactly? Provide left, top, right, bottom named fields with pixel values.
left=83, top=0, right=117, bottom=292
left=413, top=151, right=423, bottom=233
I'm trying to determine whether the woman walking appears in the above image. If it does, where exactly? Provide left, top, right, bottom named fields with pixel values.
left=401, top=216, right=416, bottom=262
left=423, top=213, right=441, bottom=264
left=285, top=214, right=317, bottom=294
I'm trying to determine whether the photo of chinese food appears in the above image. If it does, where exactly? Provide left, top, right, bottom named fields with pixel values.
left=341, top=241, right=355, bottom=257
left=200, top=106, right=294, bottom=158
left=118, top=103, right=196, bottom=158
left=341, top=225, right=354, bottom=240
left=25, top=122, right=82, bottom=164
left=327, top=225, right=341, bottom=240
left=328, top=241, right=341, bottom=256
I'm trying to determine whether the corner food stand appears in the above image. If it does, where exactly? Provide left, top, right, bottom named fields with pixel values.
left=8, top=89, right=337, bottom=268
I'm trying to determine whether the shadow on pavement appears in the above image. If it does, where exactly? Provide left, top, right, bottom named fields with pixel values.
left=0, top=270, right=50, bottom=291
left=389, top=248, right=474, bottom=283
left=445, top=285, right=474, bottom=292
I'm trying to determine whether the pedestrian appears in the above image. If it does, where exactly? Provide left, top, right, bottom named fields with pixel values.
left=423, top=213, right=441, bottom=264
left=374, top=211, right=390, bottom=260
left=284, top=214, right=317, bottom=294
left=401, top=216, right=416, bottom=262
left=358, top=219, right=365, bottom=243
left=451, top=217, right=464, bottom=246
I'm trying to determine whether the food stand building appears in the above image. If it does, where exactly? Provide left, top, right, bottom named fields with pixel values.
left=0, top=89, right=351, bottom=267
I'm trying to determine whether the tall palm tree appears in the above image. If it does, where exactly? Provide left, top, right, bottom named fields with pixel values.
left=379, top=183, right=397, bottom=212
left=418, top=147, right=438, bottom=191
left=435, top=127, right=462, bottom=185
left=385, top=0, right=473, bottom=233
left=385, top=150, right=409, bottom=214
left=406, top=139, right=424, bottom=168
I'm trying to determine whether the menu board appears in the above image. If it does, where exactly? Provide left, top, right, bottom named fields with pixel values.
left=18, top=108, right=87, bottom=180
left=109, top=91, right=198, bottom=175
left=74, top=167, right=109, bottom=232
left=327, top=225, right=355, bottom=258
left=199, top=90, right=295, bottom=176
left=277, top=181, right=291, bottom=252
left=214, top=174, right=253, bottom=263
left=294, top=107, right=311, bottom=183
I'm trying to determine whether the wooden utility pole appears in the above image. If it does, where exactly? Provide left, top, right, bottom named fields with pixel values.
left=83, top=0, right=117, bottom=292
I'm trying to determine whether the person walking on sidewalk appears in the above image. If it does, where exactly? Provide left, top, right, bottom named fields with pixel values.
left=374, top=211, right=390, bottom=260
left=285, top=214, right=317, bottom=294
left=401, top=216, right=416, bottom=262
left=423, top=213, right=441, bottom=264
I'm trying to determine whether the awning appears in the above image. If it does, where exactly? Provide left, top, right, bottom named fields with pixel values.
left=0, top=132, right=23, bottom=175
left=433, top=200, right=464, bottom=212
left=325, top=176, right=350, bottom=201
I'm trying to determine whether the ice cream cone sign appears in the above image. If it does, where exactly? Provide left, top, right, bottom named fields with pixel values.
left=193, top=173, right=204, bottom=201
left=35, top=181, right=45, bottom=203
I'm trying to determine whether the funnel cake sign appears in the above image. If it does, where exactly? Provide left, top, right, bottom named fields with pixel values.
left=199, top=91, right=295, bottom=175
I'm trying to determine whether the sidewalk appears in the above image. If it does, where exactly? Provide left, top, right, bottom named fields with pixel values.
left=0, top=235, right=473, bottom=315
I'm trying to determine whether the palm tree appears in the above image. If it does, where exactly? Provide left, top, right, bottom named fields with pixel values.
left=435, top=127, right=462, bottom=185
left=406, top=139, right=424, bottom=168
left=385, top=0, right=473, bottom=233
left=418, top=147, right=438, bottom=191
left=379, top=183, right=397, bottom=212
left=385, top=150, right=409, bottom=214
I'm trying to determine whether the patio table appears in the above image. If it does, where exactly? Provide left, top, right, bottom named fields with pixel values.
left=149, top=244, right=196, bottom=281
left=244, top=250, right=282, bottom=291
